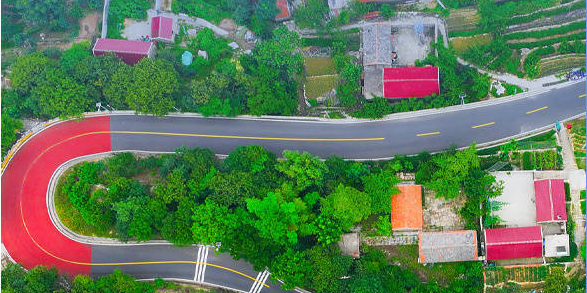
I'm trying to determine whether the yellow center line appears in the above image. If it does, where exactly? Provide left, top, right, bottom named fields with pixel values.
left=416, top=131, right=440, bottom=137
left=579, top=94, right=586, bottom=98
left=526, top=106, right=548, bottom=114
left=111, top=130, right=385, bottom=142
left=16, top=131, right=273, bottom=287
left=472, top=122, right=495, bottom=129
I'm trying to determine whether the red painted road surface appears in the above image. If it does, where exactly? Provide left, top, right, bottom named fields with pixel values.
left=1, top=116, right=111, bottom=275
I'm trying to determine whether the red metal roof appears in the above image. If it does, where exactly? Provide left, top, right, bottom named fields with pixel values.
left=391, top=185, right=423, bottom=230
left=152, top=16, right=173, bottom=41
left=93, top=38, right=152, bottom=65
left=485, top=227, right=543, bottom=260
left=534, top=179, right=567, bottom=223
left=275, top=0, right=290, bottom=20
left=383, top=66, right=440, bottom=99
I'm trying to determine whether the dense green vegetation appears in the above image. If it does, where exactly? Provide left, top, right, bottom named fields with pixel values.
left=4, top=26, right=303, bottom=119
left=172, top=0, right=278, bottom=38
left=1, top=111, right=23, bottom=158
left=0, top=263, right=205, bottom=293
left=57, top=143, right=493, bottom=292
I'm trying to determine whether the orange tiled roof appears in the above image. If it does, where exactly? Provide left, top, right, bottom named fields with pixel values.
left=275, top=0, right=290, bottom=20
left=391, top=185, right=423, bottom=230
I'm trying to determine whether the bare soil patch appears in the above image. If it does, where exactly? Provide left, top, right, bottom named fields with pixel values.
left=218, top=19, right=237, bottom=33
left=77, top=12, right=101, bottom=41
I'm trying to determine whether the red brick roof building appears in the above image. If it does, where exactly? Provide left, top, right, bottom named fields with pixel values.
left=275, top=0, right=291, bottom=21
left=92, top=38, right=155, bottom=65
left=534, top=179, right=567, bottom=223
left=484, top=226, right=543, bottom=260
left=151, top=16, right=174, bottom=43
left=383, top=66, right=440, bottom=99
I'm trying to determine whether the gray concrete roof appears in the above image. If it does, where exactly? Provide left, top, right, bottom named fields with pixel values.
left=362, top=24, right=393, bottom=66
left=544, top=234, right=569, bottom=257
left=418, top=230, right=477, bottom=263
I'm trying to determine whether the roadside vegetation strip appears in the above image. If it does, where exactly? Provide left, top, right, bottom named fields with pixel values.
left=503, top=20, right=587, bottom=40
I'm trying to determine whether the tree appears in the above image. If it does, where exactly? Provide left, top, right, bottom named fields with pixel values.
left=192, top=199, right=242, bottom=245
left=113, top=196, right=154, bottom=241
left=314, top=215, right=345, bottom=246
left=306, top=245, right=352, bottom=293
left=71, top=275, right=97, bottom=293
left=125, top=58, right=179, bottom=116
left=276, top=151, right=328, bottom=191
left=293, top=0, right=329, bottom=29
left=380, top=4, right=395, bottom=19
left=94, top=269, right=154, bottom=293
left=460, top=169, right=503, bottom=229
left=254, top=0, right=279, bottom=21
left=23, top=265, right=58, bottom=293
left=270, top=249, right=311, bottom=290
left=223, top=145, right=276, bottom=174
left=1, top=263, right=27, bottom=292
left=15, top=0, right=69, bottom=30
left=60, top=42, right=92, bottom=74
left=362, top=169, right=400, bottom=214
left=246, top=72, right=298, bottom=115
left=206, top=171, right=256, bottom=207
left=104, top=63, right=133, bottom=109
left=320, top=184, right=371, bottom=230
left=543, top=269, right=567, bottom=293
left=9, top=52, right=57, bottom=95
left=153, top=168, right=188, bottom=204
left=246, top=192, right=312, bottom=246
left=1, top=114, right=23, bottom=157
left=32, top=68, right=91, bottom=118
left=426, top=144, right=480, bottom=199
left=161, top=198, right=196, bottom=247
left=105, top=152, right=139, bottom=179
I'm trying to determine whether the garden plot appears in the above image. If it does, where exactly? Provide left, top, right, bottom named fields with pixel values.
left=570, top=119, right=586, bottom=169
left=304, top=57, right=338, bottom=100
left=485, top=265, right=556, bottom=286
left=540, top=55, right=586, bottom=77
left=451, top=33, right=492, bottom=53
left=446, top=8, right=480, bottom=32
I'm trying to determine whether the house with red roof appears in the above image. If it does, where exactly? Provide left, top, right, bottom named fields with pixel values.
left=383, top=66, right=440, bottom=99
left=391, top=185, right=423, bottom=231
left=151, top=16, right=174, bottom=43
left=275, top=0, right=291, bottom=21
left=93, top=38, right=155, bottom=65
left=484, top=226, right=543, bottom=260
left=534, top=179, right=567, bottom=223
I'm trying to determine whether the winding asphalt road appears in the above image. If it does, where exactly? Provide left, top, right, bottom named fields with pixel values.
left=1, top=81, right=585, bottom=293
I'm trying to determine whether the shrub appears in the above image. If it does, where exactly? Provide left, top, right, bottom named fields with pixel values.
left=581, top=190, right=586, bottom=200
left=524, top=46, right=555, bottom=79
left=522, top=152, right=531, bottom=169
left=564, top=182, right=571, bottom=201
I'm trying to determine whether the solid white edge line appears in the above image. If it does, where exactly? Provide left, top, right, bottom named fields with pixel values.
left=249, top=271, right=263, bottom=293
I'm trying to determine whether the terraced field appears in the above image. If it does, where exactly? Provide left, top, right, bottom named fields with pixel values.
left=540, top=55, right=586, bottom=77
left=446, top=8, right=480, bottom=33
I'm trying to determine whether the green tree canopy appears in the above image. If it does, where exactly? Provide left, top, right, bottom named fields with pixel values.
left=32, top=67, right=91, bottom=118
left=426, top=144, right=480, bottom=199
left=276, top=151, right=328, bottom=191
left=320, top=184, right=372, bottom=230
left=125, top=58, right=179, bottom=116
